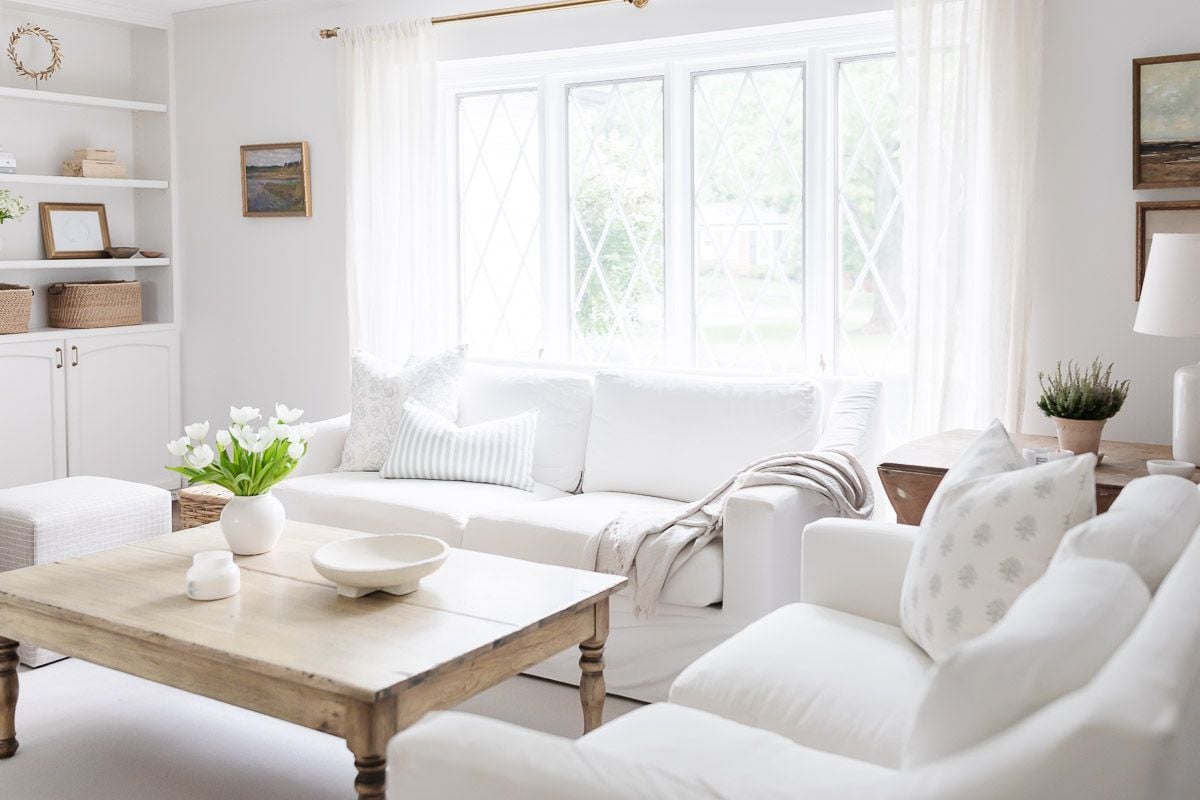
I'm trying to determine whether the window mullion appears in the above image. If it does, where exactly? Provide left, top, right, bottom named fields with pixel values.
left=542, top=75, right=571, bottom=362
left=663, top=62, right=694, bottom=368
left=804, top=48, right=834, bottom=375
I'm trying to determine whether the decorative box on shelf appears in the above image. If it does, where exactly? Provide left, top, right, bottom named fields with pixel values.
left=62, top=159, right=128, bottom=179
left=0, top=150, right=15, bottom=174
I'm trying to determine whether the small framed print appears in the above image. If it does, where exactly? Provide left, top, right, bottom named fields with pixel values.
left=39, top=202, right=111, bottom=259
left=1136, top=200, right=1200, bottom=298
left=240, top=142, right=312, bottom=217
left=1134, top=52, right=1200, bottom=188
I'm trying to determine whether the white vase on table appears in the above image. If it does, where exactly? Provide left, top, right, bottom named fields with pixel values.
left=220, top=492, right=285, bottom=555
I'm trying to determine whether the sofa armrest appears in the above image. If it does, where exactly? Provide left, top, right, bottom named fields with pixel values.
left=289, top=414, right=350, bottom=478
left=800, top=518, right=916, bottom=627
left=388, top=712, right=714, bottom=800
left=722, top=483, right=839, bottom=622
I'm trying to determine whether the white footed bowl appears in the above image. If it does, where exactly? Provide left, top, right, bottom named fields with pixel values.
left=1147, top=459, right=1197, bottom=478
left=311, top=534, right=449, bottom=599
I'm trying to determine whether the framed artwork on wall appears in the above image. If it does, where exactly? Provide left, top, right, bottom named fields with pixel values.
left=39, top=202, right=111, bottom=258
left=240, top=142, right=312, bottom=217
left=1134, top=52, right=1200, bottom=189
left=1135, top=200, right=1200, bottom=298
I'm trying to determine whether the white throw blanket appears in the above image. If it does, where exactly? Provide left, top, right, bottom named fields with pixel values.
left=584, top=450, right=874, bottom=617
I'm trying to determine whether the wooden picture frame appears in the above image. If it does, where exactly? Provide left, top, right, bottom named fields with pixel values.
left=39, top=202, right=111, bottom=259
left=1134, top=52, right=1200, bottom=189
left=1135, top=200, right=1200, bottom=298
left=240, top=142, right=312, bottom=217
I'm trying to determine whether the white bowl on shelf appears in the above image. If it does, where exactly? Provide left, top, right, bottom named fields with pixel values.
left=1147, top=459, right=1197, bottom=478
left=311, top=534, right=449, bottom=599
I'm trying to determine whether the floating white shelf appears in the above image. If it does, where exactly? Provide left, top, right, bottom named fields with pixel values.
left=0, top=85, right=167, bottom=113
left=0, top=258, right=170, bottom=270
left=0, top=174, right=168, bottom=189
left=0, top=322, right=177, bottom=345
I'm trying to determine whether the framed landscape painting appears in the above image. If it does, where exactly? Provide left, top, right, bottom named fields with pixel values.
left=240, top=142, right=312, bottom=217
left=1134, top=53, right=1200, bottom=188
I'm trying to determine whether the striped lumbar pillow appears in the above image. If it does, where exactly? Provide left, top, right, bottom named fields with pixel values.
left=381, top=399, right=539, bottom=491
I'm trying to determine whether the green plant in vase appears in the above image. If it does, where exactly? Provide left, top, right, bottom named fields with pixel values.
left=1036, top=358, right=1130, bottom=457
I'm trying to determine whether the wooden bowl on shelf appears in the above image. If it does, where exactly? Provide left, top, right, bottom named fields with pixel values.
left=139, top=250, right=163, bottom=259
left=106, top=247, right=140, bottom=259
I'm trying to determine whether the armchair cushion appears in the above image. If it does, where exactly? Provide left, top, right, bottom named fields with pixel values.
left=670, top=603, right=931, bottom=767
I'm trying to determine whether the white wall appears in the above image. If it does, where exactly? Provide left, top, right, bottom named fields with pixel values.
left=1023, top=0, right=1200, bottom=444
left=173, top=0, right=888, bottom=429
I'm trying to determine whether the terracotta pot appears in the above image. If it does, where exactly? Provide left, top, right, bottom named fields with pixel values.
left=1051, top=417, right=1106, bottom=457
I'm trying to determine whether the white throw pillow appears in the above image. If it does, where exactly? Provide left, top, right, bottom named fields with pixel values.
left=899, top=421, right=1097, bottom=660
left=1053, top=475, right=1200, bottom=592
left=904, top=557, right=1149, bottom=767
left=381, top=399, right=538, bottom=492
left=583, top=370, right=822, bottom=502
left=339, top=346, right=467, bottom=472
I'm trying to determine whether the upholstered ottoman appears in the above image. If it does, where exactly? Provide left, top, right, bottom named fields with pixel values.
left=0, top=476, right=172, bottom=666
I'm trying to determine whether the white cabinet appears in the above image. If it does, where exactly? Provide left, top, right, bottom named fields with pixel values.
left=0, top=329, right=180, bottom=491
left=0, top=341, right=67, bottom=488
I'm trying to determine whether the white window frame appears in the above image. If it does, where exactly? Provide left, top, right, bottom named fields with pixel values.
left=439, top=11, right=896, bottom=376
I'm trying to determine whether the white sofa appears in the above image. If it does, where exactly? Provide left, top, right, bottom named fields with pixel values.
left=386, top=488, right=1200, bottom=800
left=276, top=362, right=885, bottom=700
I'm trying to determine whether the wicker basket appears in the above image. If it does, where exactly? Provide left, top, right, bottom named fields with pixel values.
left=179, top=483, right=233, bottom=528
left=0, top=284, right=33, bottom=334
left=47, top=280, right=142, bottom=329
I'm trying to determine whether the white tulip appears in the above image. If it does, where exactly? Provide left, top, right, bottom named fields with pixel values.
left=215, top=429, right=232, bottom=450
left=288, top=422, right=317, bottom=443
left=185, top=444, right=215, bottom=469
left=274, top=404, right=304, bottom=424
left=229, top=406, right=261, bottom=425
left=267, top=417, right=290, bottom=438
left=287, top=441, right=305, bottom=460
left=185, top=421, right=209, bottom=442
left=166, top=436, right=190, bottom=457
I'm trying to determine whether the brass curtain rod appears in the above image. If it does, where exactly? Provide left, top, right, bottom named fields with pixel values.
left=319, top=0, right=648, bottom=38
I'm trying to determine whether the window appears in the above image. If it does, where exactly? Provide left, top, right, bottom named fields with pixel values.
left=445, top=17, right=904, bottom=384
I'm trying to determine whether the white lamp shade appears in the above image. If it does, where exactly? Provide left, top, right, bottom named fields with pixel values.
left=1135, top=233, right=1200, bottom=338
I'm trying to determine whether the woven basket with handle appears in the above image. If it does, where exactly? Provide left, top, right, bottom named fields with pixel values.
left=179, top=483, right=234, bottom=528
left=47, top=280, right=142, bottom=329
left=0, top=283, right=33, bottom=334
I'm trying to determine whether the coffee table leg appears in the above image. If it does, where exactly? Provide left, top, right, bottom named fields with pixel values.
left=579, top=598, right=609, bottom=734
left=0, top=637, right=18, bottom=759
left=352, top=753, right=386, bottom=800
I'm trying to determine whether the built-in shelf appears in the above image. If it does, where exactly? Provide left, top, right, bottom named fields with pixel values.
left=0, top=85, right=167, bottom=113
left=0, top=322, right=177, bottom=344
left=0, top=174, right=168, bottom=190
left=0, top=258, right=170, bottom=270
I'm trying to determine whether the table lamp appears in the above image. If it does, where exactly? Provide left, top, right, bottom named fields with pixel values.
left=1134, top=233, right=1200, bottom=462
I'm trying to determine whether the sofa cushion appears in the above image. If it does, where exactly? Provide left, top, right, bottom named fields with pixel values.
left=583, top=371, right=822, bottom=502
left=274, top=472, right=565, bottom=546
left=462, top=492, right=723, bottom=608
left=670, top=603, right=931, bottom=767
left=904, top=557, right=1149, bottom=767
left=1053, top=475, right=1200, bottom=592
left=458, top=363, right=593, bottom=493
left=900, top=421, right=1096, bottom=660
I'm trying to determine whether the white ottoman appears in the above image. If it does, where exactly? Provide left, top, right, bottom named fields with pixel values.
left=0, top=476, right=172, bottom=667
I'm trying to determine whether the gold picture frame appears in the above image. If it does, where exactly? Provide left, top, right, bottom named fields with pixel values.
left=39, top=202, right=111, bottom=259
left=240, top=142, right=312, bottom=217
left=1136, top=200, right=1200, bottom=299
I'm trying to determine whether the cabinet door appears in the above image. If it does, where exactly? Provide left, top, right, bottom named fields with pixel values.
left=65, top=330, right=181, bottom=490
left=0, top=341, right=68, bottom=488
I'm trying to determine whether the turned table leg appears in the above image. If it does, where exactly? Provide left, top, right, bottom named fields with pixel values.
left=579, top=598, right=609, bottom=735
left=0, top=637, right=18, bottom=759
left=353, top=753, right=387, bottom=800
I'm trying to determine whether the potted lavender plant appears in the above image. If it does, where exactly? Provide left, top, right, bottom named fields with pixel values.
left=1036, top=359, right=1130, bottom=457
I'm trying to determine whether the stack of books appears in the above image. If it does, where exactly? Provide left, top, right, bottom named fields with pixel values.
left=62, top=147, right=128, bottom=179
left=0, top=148, right=15, bottom=174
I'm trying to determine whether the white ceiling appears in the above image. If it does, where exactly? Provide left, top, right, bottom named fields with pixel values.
left=114, top=0, right=251, bottom=12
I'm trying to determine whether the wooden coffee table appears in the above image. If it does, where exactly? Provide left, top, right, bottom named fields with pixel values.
left=0, top=522, right=626, bottom=799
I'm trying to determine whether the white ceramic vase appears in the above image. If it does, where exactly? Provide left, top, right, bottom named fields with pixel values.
left=219, top=492, right=285, bottom=556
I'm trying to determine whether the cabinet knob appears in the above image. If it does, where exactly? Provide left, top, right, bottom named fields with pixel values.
left=55, top=347, right=63, bottom=369
left=70, top=346, right=79, bottom=367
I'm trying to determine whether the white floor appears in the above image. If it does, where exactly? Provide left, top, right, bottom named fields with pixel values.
left=4, top=659, right=641, bottom=799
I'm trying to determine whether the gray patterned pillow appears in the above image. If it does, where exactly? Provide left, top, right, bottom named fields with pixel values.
left=899, top=421, right=1097, bottom=660
left=339, top=346, right=467, bottom=472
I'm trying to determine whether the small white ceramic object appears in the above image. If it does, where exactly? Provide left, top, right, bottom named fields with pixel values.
left=220, top=492, right=285, bottom=555
left=311, top=534, right=449, bottom=598
left=1147, top=459, right=1197, bottom=478
left=186, top=550, right=241, bottom=601
left=1022, top=448, right=1074, bottom=466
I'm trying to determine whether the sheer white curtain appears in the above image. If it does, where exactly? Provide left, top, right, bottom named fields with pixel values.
left=897, top=0, right=1044, bottom=435
left=339, top=21, right=453, bottom=363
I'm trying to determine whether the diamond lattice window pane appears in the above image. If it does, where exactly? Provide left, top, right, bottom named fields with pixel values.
left=694, top=65, right=806, bottom=371
left=836, top=56, right=905, bottom=380
left=458, top=90, right=542, bottom=359
left=568, top=79, right=665, bottom=366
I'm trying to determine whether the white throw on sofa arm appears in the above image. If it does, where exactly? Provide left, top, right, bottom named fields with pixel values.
left=800, top=518, right=916, bottom=628
left=288, top=414, right=350, bottom=478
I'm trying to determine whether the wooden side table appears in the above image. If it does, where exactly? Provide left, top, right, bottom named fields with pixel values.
left=878, top=429, right=1193, bottom=525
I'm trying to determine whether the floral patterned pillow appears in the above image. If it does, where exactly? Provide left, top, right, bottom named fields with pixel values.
left=338, top=346, right=467, bottom=472
left=899, top=421, right=1097, bottom=661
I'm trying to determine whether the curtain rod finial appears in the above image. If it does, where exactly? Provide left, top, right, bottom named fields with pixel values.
left=319, top=27, right=340, bottom=39
left=627, top=0, right=649, bottom=7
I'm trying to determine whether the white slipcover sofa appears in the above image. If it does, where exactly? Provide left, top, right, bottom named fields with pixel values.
left=386, top=485, right=1200, bottom=800
left=276, top=362, right=885, bottom=700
